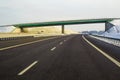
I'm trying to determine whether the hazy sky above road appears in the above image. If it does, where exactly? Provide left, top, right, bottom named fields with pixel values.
left=0, top=0, right=120, bottom=32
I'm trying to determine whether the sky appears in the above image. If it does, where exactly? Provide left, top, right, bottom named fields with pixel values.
left=0, top=0, right=120, bottom=32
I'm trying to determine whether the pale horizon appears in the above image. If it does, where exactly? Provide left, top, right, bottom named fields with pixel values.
left=0, top=0, right=120, bottom=32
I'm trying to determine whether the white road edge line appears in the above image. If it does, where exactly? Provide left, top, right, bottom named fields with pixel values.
left=51, top=47, right=56, bottom=51
left=0, top=37, right=57, bottom=51
left=18, top=61, right=38, bottom=76
left=60, top=42, right=63, bottom=45
left=82, top=35, right=120, bottom=68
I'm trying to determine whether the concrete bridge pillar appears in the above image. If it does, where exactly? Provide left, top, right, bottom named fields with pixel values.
left=62, top=25, right=64, bottom=34
left=105, top=22, right=115, bottom=31
left=20, top=27, right=24, bottom=32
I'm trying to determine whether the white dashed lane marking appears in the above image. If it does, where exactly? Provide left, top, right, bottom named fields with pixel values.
left=59, top=42, right=63, bottom=45
left=18, top=61, right=38, bottom=75
left=51, top=47, right=56, bottom=51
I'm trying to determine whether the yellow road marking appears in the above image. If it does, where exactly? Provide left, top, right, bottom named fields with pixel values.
left=51, top=47, right=56, bottom=51
left=0, top=37, right=57, bottom=51
left=18, top=61, right=38, bottom=75
left=82, top=35, right=120, bottom=68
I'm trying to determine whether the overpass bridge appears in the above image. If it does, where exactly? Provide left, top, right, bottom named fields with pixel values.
left=1, top=18, right=120, bottom=33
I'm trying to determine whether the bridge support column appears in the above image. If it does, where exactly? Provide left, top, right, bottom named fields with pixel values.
left=105, top=22, right=114, bottom=31
left=62, top=25, right=64, bottom=34
left=20, top=27, right=24, bottom=32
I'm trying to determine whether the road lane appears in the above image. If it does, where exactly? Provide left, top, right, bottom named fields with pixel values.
left=0, top=37, right=58, bottom=51
left=0, top=35, right=74, bottom=80
left=0, top=35, right=68, bottom=49
left=82, top=35, right=120, bottom=67
left=16, top=34, right=120, bottom=80
left=85, top=35, right=120, bottom=62
left=0, top=34, right=120, bottom=80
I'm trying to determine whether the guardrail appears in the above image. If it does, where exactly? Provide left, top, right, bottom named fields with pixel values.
left=90, top=35, right=120, bottom=47
left=0, top=36, right=34, bottom=41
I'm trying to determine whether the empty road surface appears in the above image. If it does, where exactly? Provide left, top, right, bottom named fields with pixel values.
left=0, top=34, right=120, bottom=80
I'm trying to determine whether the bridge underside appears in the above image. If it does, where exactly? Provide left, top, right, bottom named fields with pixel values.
left=11, top=18, right=120, bottom=33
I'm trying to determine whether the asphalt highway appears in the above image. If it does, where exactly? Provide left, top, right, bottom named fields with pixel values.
left=0, top=34, right=120, bottom=80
